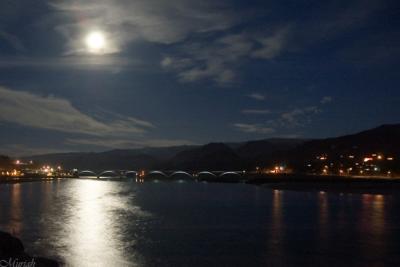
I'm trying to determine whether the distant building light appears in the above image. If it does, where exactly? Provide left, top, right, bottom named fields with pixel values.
left=364, top=157, right=373, bottom=162
left=387, top=157, right=394, bottom=161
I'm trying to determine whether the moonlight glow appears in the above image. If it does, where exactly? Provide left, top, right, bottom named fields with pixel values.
left=85, top=31, right=106, bottom=53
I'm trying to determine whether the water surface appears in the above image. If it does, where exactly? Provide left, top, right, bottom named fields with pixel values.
left=1, top=179, right=400, bottom=266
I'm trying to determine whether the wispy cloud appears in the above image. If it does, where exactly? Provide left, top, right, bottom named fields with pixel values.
left=52, top=0, right=237, bottom=54
left=0, top=56, right=143, bottom=71
left=280, top=106, right=320, bottom=127
left=162, top=33, right=253, bottom=84
left=66, top=137, right=196, bottom=149
left=162, top=28, right=290, bottom=85
left=320, top=96, right=333, bottom=104
left=1, top=144, right=74, bottom=157
left=251, top=27, right=290, bottom=59
left=235, top=104, right=323, bottom=135
left=241, top=109, right=271, bottom=115
left=233, top=123, right=275, bottom=134
left=247, top=93, right=266, bottom=101
left=0, top=86, right=153, bottom=136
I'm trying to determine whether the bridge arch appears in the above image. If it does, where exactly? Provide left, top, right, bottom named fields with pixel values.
left=197, top=171, right=217, bottom=177
left=219, top=171, right=241, bottom=177
left=169, top=171, right=193, bottom=179
left=99, top=170, right=119, bottom=177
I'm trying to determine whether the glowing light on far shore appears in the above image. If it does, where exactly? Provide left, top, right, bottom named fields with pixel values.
left=364, top=157, right=373, bottom=162
left=85, top=31, right=106, bottom=54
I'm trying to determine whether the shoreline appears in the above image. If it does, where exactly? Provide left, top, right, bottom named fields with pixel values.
left=245, top=173, right=400, bottom=195
left=1, top=174, right=400, bottom=195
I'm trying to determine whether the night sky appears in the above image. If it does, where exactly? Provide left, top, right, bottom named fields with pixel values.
left=0, top=0, right=399, bottom=156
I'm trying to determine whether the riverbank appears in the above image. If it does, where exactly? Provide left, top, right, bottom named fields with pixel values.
left=2, top=174, right=400, bottom=195
left=0, top=177, right=61, bottom=184
left=245, top=173, right=400, bottom=195
left=0, top=231, right=59, bottom=267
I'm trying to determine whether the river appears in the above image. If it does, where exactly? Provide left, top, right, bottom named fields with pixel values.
left=0, top=179, right=399, bottom=266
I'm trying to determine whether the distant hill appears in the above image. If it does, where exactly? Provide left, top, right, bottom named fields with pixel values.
left=0, top=155, right=13, bottom=169
left=285, top=124, right=400, bottom=171
left=292, top=124, right=400, bottom=158
left=20, top=124, right=400, bottom=171
left=236, top=138, right=306, bottom=168
left=167, top=143, right=241, bottom=170
left=24, top=145, right=196, bottom=170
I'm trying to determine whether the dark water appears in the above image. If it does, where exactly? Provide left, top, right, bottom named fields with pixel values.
left=1, top=179, right=400, bottom=267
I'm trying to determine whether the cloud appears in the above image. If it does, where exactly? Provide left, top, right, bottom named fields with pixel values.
left=241, top=109, right=271, bottom=115
left=66, top=137, right=196, bottom=149
left=320, top=96, right=333, bottom=104
left=235, top=104, right=323, bottom=135
left=279, top=106, right=321, bottom=127
left=0, top=86, right=153, bottom=136
left=162, top=28, right=289, bottom=84
left=51, top=0, right=292, bottom=84
left=251, top=27, right=290, bottom=59
left=247, top=93, right=266, bottom=101
left=1, top=144, right=74, bottom=157
left=233, top=123, right=275, bottom=134
left=0, top=56, right=143, bottom=71
left=162, top=33, right=253, bottom=84
left=52, top=0, right=237, bottom=54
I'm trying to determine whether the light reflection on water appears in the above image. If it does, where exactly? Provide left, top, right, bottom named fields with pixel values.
left=10, top=184, right=22, bottom=236
left=65, top=181, right=134, bottom=266
left=0, top=180, right=400, bottom=267
left=2, top=180, right=147, bottom=266
left=267, top=190, right=284, bottom=263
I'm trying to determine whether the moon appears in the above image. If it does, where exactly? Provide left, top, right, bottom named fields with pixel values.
left=85, top=31, right=106, bottom=53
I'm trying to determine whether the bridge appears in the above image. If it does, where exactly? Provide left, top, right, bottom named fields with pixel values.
left=76, top=170, right=246, bottom=181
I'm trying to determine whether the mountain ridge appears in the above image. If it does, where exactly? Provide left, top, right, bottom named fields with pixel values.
left=15, top=124, right=400, bottom=171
